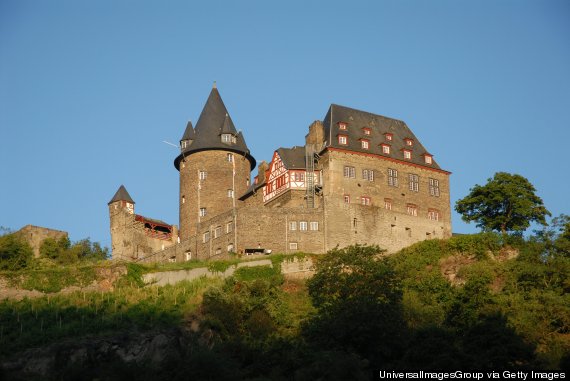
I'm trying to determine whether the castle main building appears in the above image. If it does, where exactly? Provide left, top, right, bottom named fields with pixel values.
left=108, top=85, right=451, bottom=262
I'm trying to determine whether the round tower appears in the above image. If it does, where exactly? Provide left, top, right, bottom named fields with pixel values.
left=174, top=85, right=256, bottom=240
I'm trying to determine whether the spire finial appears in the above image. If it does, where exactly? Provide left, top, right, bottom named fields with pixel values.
left=213, top=81, right=217, bottom=89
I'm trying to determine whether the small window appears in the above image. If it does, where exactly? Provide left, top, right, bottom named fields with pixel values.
left=215, top=248, right=222, bottom=255
left=300, top=221, right=308, bottom=231
left=185, top=251, right=192, bottom=261
left=222, top=134, right=232, bottom=143
left=227, top=189, right=234, bottom=198
left=388, top=168, right=398, bottom=187
left=339, top=122, right=347, bottom=130
left=338, top=135, right=348, bottom=145
left=353, top=218, right=358, bottom=229
left=362, top=169, right=374, bottom=181
left=181, top=141, right=187, bottom=148
left=381, top=144, right=391, bottom=154
left=182, top=195, right=185, bottom=204
left=214, top=226, right=222, bottom=238
left=404, top=138, right=414, bottom=146
left=227, top=243, right=234, bottom=252
left=199, top=171, right=207, bottom=180
left=294, top=172, right=305, bottom=182
left=226, top=222, right=233, bottom=233
left=289, top=242, right=298, bottom=250
left=424, top=154, right=433, bottom=164
left=203, top=231, right=210, bottom=242
left=290, top=221, right=297, bottom=231
left=384, top=133, right=393, bottom=141
left=408, top=173, right=419, bottom=192
left=343, top=166, right=356, bottom=178
left=407, top=204, right=418, bottom=217
left=199, top=208, right=206, bottom=217
left=227, top=153, right=234, bottom=162
left=361, top=196, right=371, bottom=206
left=429, top=178, right=440, bottom=197
left=361, top=140, right=369, bottom=150
left=344, top=194, right=350, bottom=204
left=428, top=209, right=440, bottom=221
left=363, top=128, right=371, bottom=135
left=384, top=198, right=392, bottom=210
left=310, top=221, right=319, bottom=231
left=403, top=150, right=412, bottom=160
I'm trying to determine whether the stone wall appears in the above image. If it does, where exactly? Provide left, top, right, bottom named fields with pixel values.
left=16, top=225, right=68, bottom=258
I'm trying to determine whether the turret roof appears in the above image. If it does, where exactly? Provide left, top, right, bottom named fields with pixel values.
left=180, top=121, right=195, bottom=142
left=174, top=86, right=256, bottom=171
left=108, top=185, right=135, bottom=205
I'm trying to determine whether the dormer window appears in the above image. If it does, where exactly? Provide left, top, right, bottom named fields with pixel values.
left=384, top=133, right=393, bottom=141
left=181, top=141, right=187, bottom=148
left=403, top=149, right=412, bottom=160
left=381, top=144, right=391, bottom=154
left=360, top=139, right=370, bottom=150
left=338, top=122, right=348, bottom=131
left=338, top=135, right=348, bottom=145
left=363, top=128, right=371, bottom=135
left=221, top=134, right=233, bottom=143
left=424, top=154, right=433, bottom=164
left=404, top=138, right=414, bottom=147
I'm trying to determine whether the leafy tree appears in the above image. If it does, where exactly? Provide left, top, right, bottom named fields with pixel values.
left=305, top=245, right=407, bottom=364
left=0, top=233, right=33, bottom=270
left=455, top=172, right=550, bottom=235
left=533, top=214, right=570, bottom=258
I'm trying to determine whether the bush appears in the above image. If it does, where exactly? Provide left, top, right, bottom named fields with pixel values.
left=0, top=233, right=33, bottom=270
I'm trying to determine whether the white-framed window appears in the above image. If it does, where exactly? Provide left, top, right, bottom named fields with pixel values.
left=428, top=209, right=440, bottom=221
left=381, top=144, right=391, bottom=154
left=290, top=221, right=297, bottom=231
left=199, top=208, right=206, bottom=217
left=361, top=196, right=371, bottom=206
left=403, top=150, right=412, bottom=160
left=407, top=204, right=418, bottom=217
left=310, top=221, right=319, bottom=231
left=227, top=189, right=234, bottom=198
left=227, top=153, right=234, bottom=162
left=338, top=135, right=348, bottom=145
left=429, top=178, right=440, bottom=197
left=363, top=128, right=371, bottom=135
left=182, top=195, right=185, bottom=204
left=405, top=138, right=414, bottom=146
left=361, top=140, right=369, bottom=150
left=203, top=231, right=210, bottom=242
left=424, top=155, right=433, bottom=164
left=408, top=173, right=419, bottom=192
left=222, top=134, right=232, bottom=143
left=289, top=242, right=298, bottom=250
left=344, top=194, right=350, bottom=204
left=185, top=251, right=192, bottom=261
left=214, top=226, right=222, bottom=238
left=181, top=141, right=187, bottom=148
left=226, top=221, right=233, bottom=233
left=300, top=221, right=308, bottom=231
left=227, top=243, right=234, bottom=252
left=384, top=199, right=392, bottom=210
left=344, top=166, right=356, bottom=178
left=199, top=171, right=207, bottom=180
left=388, top=168, right=398, bottom=187
left=385, top=133, right=393, bottom=141
left=362, top=169, right=374, bottom=181
left=294, top=172, right=305, bottom=182
left=339, top=122, right=347, bottom=130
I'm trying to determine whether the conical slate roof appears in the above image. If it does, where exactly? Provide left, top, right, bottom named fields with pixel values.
left=174, top=86, right=256, bottom=171
left=108, top=185, right=135, bottom=205
left=180, top=121, right=195, bottom=142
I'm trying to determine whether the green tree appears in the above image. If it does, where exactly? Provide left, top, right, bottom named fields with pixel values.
left=455, top=172, right=550, bottom=235
left=0, top=233, right=33, bottom=270
left=305, top=245, right=407, bottom=364
left=533, top=214, right=570, bottom=258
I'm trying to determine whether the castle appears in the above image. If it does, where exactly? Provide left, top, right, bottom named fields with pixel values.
left=108, top=85, right=452, bottom=262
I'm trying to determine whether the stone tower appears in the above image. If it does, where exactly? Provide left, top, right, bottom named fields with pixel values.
left=174, top=85, right=256, bottom=240
left=108, top=185, right=136, bottom=260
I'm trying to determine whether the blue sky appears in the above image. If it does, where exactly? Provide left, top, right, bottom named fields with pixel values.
left=1, top=1, right=569, bottom=249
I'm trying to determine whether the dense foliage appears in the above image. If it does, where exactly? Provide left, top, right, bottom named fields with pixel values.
left=455, top=172, right=551, bottom=235
left=0, top=233, right=33, bottom=271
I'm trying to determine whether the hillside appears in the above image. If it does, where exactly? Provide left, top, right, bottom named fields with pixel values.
left=1, top=235, right=569, bottom=379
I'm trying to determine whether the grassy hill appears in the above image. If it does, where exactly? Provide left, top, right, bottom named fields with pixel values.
left=1, top=234, right=569, bottom=379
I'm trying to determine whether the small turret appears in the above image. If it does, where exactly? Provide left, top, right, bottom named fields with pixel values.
left=108, top=185, right=135, bottom=214
left=180, top=121, right=195, bottom=150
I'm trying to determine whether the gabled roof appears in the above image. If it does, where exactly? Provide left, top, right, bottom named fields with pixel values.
left=108, top=185, right=135, bottom=205
left=277, top=146, right=306, bottom=170
left=322, top=104, right=445, bottom=171
left=180, top=121, right=195, bottom=142
left=174, top=86, right=256, bottom=171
